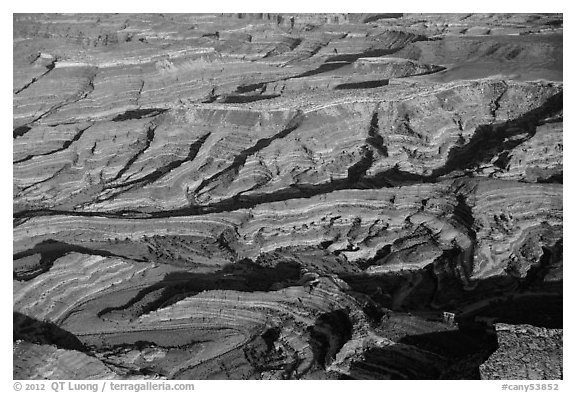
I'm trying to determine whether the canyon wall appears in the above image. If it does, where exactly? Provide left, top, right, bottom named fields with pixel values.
left=13, top=13, right=562, bottom=379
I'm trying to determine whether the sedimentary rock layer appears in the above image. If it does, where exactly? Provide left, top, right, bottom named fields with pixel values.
left=13, top=13, right=562, bottom=380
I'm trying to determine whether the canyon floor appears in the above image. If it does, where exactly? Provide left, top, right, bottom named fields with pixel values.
left=13, top=13, right=563, bottom=380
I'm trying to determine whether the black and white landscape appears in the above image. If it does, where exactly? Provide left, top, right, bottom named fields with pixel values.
left=13, top=13, right=562, bottom=380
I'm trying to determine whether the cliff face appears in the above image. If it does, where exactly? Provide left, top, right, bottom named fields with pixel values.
left=13, top=13, right=562, bottom=380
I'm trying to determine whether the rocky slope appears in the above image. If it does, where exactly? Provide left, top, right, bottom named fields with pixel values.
left=13, top=13, right=562, bottom=380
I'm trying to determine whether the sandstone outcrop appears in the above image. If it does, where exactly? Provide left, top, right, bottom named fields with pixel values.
left=480, top=324, right=562, bottom=380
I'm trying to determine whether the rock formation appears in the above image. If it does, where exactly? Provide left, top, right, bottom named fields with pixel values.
left=13, top=13, right=562, bottom=380
left=480, top=324, right=562, bottom=380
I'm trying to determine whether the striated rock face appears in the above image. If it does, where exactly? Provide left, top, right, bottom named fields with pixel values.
left=14, top=341, right=120, bottom=380
left=13, top=13, right=562, bottom=380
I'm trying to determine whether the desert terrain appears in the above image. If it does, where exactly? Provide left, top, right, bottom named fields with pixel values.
left=13, top=13, right=562, bottom=380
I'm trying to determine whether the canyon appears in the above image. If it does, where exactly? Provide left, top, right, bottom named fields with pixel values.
left=13, top=13, right=562, bottom=380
